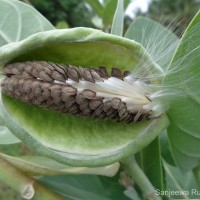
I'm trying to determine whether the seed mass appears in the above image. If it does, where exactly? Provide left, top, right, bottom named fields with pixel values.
left=1, top=61, right=154, bottom=123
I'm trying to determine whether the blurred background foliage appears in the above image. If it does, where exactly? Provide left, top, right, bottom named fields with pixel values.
left=21, top=0, right=200, bottom=34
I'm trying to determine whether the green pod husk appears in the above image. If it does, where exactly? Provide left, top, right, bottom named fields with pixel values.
left=0, top=28, right=169, bottom=167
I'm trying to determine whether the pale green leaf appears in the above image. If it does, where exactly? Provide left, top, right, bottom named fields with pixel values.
left=111, top=0, right=124, bottom=36
left=39, top=174, right=129, bottom=200
left=0, top=0, right=54, bottom=47
left=163, top=160, right=199, bottom=199
left=0, top=153, right=119, bottom=177
left=166, top=11, right=200, bottom=171
left=125, top=17, right=179, bottom=69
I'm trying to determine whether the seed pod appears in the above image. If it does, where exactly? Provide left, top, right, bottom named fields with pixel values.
left=0, top=27, right=167, bottom=167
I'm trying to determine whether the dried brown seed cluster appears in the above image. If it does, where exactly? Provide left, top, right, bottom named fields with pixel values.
left=1, top=61, right=151, bottom=123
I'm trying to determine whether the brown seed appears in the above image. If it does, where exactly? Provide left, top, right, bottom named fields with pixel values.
left=89, top=99, right=103, bottom=110
left=51, top=89, right=61, bottom=99
left=50, top=84, right=61, bottom=91
left=18, top=79, right=25, bottom=92
left=38, top=95, right=46, bottom=102
left=38, top=71, right=53, bottom=82
left=46, top=99, right=54, bottom=107
left=34, top=62, right=44, bottom=72
left=137, top=113, right=147, bottom=121
left=111, top=68, right=123, bottom=79
left=107, top=110, right=118, bottom=119
left=77, top=67, right=84, bottom=78
left=92, top=105, right=104, bottom=117
left=82, top=107, right=92, bottom=116
left=118, top=102, right=127, bottom=117
left=32, top=98, right=41, bottom=105
left=127, top=115, right=134, bottom=124
left=53, top=96, right=62, bottom=105
left=42, top=89, right=51, bottom=99
left=90, top=69, right=103, bottom=82
left=31, top=68, right=39, bottom=77
left=10, top=67, right=21, bottom=75
left=103, top=100, right=112, bottom=112
left=83, top=69, right=95, bottom=83
left=43, top=65, right=52, bottom=75
left=57, top=102, right=65, bottom=110
left=1, top=78, right=9, bottom=86
left=22, top=79, right=33, bottom=93
left=61, top=90, right=75, bottom=102
left=123, top=71, right=131, bottom=77
left=44, top=61, right=54, bottom=71
left=32, top=80, right=40, bottom=88
left=76, top=93, right=87, bottom=104
left=65, top=101, right=75, bottom=109
left=52, top=71, right=65, bottom=82
left=22, top=71, right=31, bottom=78
left=50, top=62, right=67, bottom=75
left=67, top=66, right=80, bottom=82
left=79, top=100, right=90, bottom=110
left=28, top=91, right=35, bottom=99
left=24, top=64, right=32, bottom=74
left=62, top=85, right=77, bottom=95
left=50, top=103, right=60, bottom=110
left=21, top=95, right=29, bottom=103
left=41, top=82, right=51, bottom=90
left=14, top=89, right=21, bottom=97
left=119, top=111, right=130, bottom=121
left=68, top=103, right=79, bottom=113
left=106, top=108, right=115, bottom=116
left=82, top=89, right=96, bottom=99
left=96, top=112, right=106, bottom=120
left=10, top=77, right=18, bottom=88
left=99, top=66, right=110, bottom=78
left=33, top=86, right=42, bottom=96
left=111, top=98, right=121, bottom=109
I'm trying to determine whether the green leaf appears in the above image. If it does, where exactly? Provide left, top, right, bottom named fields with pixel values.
left=0, top=126, right=20, bottom=144
left=111, top=0, right=124, bottom=36
left=166, top=11, right=200, bottom=171
left=103, top=0, right=130, bottom=28
left=0, top=153, right=119, bottom=177
left=163, top=160, right=199, bottom=199
left=137, top=137, right=164, bottom=191
left=0, top=0, right=54, bottom=47
left=125, top=17, right=179, bottom=69
left=160, top=130, right=175, bottom=166
left=39, top=174, right=129, bottom=200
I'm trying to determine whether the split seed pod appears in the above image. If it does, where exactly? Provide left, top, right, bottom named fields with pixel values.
left=0, top=28, right=169, bottom=167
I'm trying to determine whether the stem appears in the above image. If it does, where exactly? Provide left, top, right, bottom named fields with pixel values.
left=0, top=155, right=63, bottom=200
left=122, top=156, right=161, bottom=200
